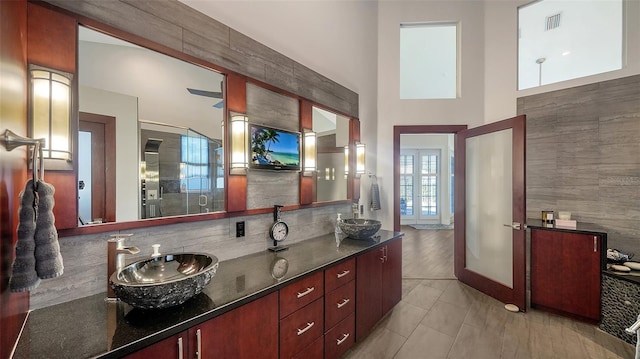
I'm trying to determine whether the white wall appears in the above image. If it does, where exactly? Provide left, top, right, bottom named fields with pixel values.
left=79, top=86, right=139, bottom=222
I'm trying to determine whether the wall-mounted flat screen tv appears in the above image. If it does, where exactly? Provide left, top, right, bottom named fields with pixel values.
left=250, top=124, right=301, bottom=171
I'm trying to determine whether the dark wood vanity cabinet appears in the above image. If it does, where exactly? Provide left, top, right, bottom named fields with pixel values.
left=356, top=238, right=402, bottom=341
left=123, top=331, right=188, bottom=359
left=124, top=292, right=278, bottom=359
left=531, top=229, right=602, bottom=322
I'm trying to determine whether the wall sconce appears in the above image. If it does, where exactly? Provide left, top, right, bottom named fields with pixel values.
left=29, top=65, right=73, bottom=170
left=356, top=143, right=366, bottom=176
left=344, top=145, right=349, bottom=178
left=229, top=113, right=249, bottom=174
left=303, top=130, right=316, bottom=176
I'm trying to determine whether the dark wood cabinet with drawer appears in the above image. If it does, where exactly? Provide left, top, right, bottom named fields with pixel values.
left=280, top=298, right=324, bottom=358
left=280, top=271, right=324, bottom=319
left=325, top=279, right=355, bottom=330
left=325, top=258, right=355, bottom=293
left=324, top=313, right=355, bottom=359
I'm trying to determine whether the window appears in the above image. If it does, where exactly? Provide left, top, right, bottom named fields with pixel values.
left=420, top=154, right=438, bottom=216
left=180, top=135, right=210, bottom=192
left=518, top=0, right=623, bottom=90
left=400, top=22, right=458, bottom=99
left=400, top=154, right=414, bottom=216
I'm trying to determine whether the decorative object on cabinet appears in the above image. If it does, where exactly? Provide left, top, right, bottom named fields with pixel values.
left=28, top=65, right=73, bottom=170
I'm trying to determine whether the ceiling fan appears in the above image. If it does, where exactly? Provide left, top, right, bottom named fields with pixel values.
left=186, top=87, right=224, bottom=108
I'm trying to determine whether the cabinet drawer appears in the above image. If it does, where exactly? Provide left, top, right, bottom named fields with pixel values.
left=291, top=335, right=324, bottom=359
left=280, top=298, right=324, bottom=359
left=324, top=313, right=355, bottom=359
left=325, top=279, right=355, bottom=330
left=325, top=258, right=355, bottom=293
left=280, top=271, right=324, bottom=319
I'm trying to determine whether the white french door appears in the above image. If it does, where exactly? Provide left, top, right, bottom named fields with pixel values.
left=400, top=149, right=440, bottom=225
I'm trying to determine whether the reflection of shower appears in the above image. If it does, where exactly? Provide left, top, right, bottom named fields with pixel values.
left=143, top=138, right=163, bottom=218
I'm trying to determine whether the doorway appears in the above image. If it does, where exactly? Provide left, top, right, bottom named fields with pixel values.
left=393, top=117, right=526, bottom=310
left=78, top=112, right=116, bottom=225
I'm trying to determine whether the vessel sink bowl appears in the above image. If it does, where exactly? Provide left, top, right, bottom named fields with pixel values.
left=110, top=253, right=219, bottom=309
left=339, top=219, right=382, bottom=240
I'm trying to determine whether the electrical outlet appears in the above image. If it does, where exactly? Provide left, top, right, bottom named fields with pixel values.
left=236, top=221, right=245, bottom=237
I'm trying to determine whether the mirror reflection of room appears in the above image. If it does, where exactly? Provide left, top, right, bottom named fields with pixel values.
left=77, top=26, right=225, bottom=225
left=312, top=106, right=348, bottom=202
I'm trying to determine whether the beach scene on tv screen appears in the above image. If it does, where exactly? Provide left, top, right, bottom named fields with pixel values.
left=251, top=127, right=300, bottom=167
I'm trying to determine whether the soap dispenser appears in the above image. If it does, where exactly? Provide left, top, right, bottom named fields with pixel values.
left=335, top=213, right=343, bottom=234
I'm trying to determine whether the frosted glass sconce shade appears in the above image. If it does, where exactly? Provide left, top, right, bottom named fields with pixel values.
left=303, top=131, right=316, bottom=175
left=356, top=143, right=366, bottom=176
left=230, top=114, right=249, bottom=174
left=29, top=65, right=73, bottom=170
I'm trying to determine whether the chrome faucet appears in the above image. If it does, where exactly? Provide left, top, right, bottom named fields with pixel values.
left=107, top=233, right=140, bottom=300
left=352, top=203, right=359, bottom=219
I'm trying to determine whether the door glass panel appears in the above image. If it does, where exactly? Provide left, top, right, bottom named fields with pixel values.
left=465, top=128, right=513, bottom=287
left=400, top=154, right=414, bottom=216
left=420, top=154, right=438, bottom=216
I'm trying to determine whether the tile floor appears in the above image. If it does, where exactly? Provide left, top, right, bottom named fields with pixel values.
left=343, top=228, right=636, bottom=359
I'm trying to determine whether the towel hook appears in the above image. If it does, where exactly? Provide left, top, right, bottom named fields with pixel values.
left=1, top=129, right=46, bottom=183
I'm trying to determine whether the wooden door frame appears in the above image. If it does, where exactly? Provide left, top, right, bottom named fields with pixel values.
left=79, top=112, right=117, bottom=223
left=393, top=125, right=467, bottom=232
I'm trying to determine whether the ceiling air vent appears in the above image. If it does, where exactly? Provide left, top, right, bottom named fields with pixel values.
left=545, top=13, right=561, bottom=31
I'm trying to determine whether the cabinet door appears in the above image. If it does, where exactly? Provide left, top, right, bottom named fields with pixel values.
left=356, top=246, right=384, bottom=341
left=531, top=230, right=564, bottom=310
left=189, top=292, right=278, bottom=359
left=382, top=239, right=403, bottom=314
left=561, top=232, right=601, bottom=321
left=124, top=331, right=188, bottom=359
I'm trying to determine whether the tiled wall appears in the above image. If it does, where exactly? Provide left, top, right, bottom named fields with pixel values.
left=30, top=203, right=351, bottom=310
left=518, top=74, right=640, bottom=253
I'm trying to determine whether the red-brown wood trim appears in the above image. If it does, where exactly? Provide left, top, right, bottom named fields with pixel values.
left=393, top=125, right=467, bottom=232
left=1, top=1, right=30, bottom=357
left=27, top=2, right=77, bottom=73
left=226, top=73, right=248, bottom=212
left=299, top=100, right=314, bottom=205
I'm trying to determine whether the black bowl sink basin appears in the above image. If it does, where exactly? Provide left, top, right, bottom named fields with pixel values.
left=339, top=219, right=382, bottom=240
left=110, top=253, right=219, bottom=309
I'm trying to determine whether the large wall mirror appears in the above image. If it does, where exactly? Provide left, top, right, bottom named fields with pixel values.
left=77, top=26, right=225, bottom=226
left=312, top=106, right=349, bottom=202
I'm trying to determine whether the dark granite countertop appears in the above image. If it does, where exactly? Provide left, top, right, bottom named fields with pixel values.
left=14, top=230, right=403, bottom=359
left=526, top=218, right=609, bottom=236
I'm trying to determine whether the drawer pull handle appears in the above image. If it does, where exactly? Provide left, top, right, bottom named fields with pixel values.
left=177, top=337, right=183, bottom=359
left=336, top=333, right=350, bottom=345
left=337, top=270, right=350, bottom=278
left=297, top=322, right=315, bottom=336
left=337, top=298, right=350, bottom=309
left=195, top=328, right=202, bottom=359
left=297, top=287, right=315, bottom=298
left=379, top=257, right=385, bottom=262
